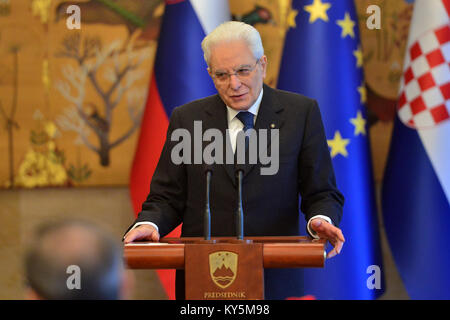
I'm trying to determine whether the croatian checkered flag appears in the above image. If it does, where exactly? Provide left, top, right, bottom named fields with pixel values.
left=397, top=0, right=450, bottom=201
left=382, top=0, right=450, bottom=299
left=398, top=1, right=449, bottom=129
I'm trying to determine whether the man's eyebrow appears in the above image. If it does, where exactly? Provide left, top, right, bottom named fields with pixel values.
left=215, top=64, right=253, bottom=72
left=236, top=63, right=252, bottom=69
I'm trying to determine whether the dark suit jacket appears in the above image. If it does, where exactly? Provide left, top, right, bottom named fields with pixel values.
left=127, top=84, right=344, bottom=299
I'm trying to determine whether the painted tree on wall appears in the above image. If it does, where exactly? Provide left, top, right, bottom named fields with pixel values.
left=0, top=45, right=20, bottom=188
left=55, top=33, right=147, bottom=166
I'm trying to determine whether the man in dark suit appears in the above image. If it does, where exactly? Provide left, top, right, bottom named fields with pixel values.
left=124, top=21, right=345, bottom=299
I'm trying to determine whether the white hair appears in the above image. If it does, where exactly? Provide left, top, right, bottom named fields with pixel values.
left=201, top=21, right=264, bottom=66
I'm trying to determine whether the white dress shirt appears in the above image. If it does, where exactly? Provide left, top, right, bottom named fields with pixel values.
left=226, top=88, right=263, bottom=153
left=125, top=88, right=331, bottom=240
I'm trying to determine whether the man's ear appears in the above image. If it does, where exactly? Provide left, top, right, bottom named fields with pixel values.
left=260, top=55, right=268, bottom=78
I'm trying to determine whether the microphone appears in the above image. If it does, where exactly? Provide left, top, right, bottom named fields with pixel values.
left=203, top=164, right=214, bottom=240
left=234, top=165, right=245, bottom=240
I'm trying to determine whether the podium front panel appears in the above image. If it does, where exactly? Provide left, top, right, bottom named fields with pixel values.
left=185, top=243, right=264, bottom=300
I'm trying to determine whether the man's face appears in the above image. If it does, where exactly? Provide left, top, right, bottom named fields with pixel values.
left=208, top=40, right=267, bottom=111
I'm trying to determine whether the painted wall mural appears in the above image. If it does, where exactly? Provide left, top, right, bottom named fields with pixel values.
left=0, top=0, right=163, bottom=188
left=0, top=0, right=413, bottom=188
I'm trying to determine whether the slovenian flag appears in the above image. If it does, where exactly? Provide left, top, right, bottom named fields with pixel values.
left=129, top=0, right=230, bottom=300
left=277, top=0, right=384, bottom=299
left=382, top=0, right=450, bottom=299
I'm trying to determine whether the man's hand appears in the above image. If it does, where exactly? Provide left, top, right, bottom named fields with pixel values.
left=124, top=225, right=160, bottom=244
left=310, top=218, right=345, bottom=259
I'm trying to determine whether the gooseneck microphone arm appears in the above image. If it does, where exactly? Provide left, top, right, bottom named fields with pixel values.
left=204, top=165, right=213, bottom=240
left=235, top=166, right=245, bottom=240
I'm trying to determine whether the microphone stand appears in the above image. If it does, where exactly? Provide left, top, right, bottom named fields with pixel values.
left=204, top=165, right=213, bottom=240
left=235, top=167, right=245, bottom=240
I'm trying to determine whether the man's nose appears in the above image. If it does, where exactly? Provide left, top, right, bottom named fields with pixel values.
left=229, top=74, right=241, bottom=90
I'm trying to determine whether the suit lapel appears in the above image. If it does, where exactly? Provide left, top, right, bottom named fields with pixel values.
left=244, top=85, right=284, bottom=178
left=203, top=95, right=237, bottom=186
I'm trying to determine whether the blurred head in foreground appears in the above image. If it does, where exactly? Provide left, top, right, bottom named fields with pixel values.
left=24, top=219, right=133, bottom=300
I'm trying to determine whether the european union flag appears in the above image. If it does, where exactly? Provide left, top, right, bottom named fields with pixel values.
left=277, top=0, right=384, bottom=299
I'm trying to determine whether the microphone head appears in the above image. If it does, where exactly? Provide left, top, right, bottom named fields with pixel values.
left=234, top=164, right=246, bottom=177
left=204, top=163, right=214, bottom=175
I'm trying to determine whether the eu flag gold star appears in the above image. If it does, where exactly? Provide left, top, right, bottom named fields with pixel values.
left=287, top=8, right=299, bottom=28
left=327, top=131, right=350, bottom=158
left=357, top=83, right=367, bottom=104
left=304, top=0, right=331, bottom=23
left=350, top=111, right=367, bottom=136
left=337, top=12, right=355, bottom=38
left=353, top=45, right=363, bottom=67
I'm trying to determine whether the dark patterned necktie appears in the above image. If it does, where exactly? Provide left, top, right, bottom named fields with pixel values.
left=235, top=111, right=254, bottom=165
left=236, top=111, right=254, bottom=132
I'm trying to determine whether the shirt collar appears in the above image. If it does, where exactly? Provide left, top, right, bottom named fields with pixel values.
left=226, top=88, right=264, bottom=123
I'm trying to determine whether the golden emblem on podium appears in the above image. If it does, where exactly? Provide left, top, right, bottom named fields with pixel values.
left=209, top=251, right=238, bottom=289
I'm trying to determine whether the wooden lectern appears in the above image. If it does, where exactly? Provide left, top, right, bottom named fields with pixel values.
left=124, top=236, right=326, bottom=300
